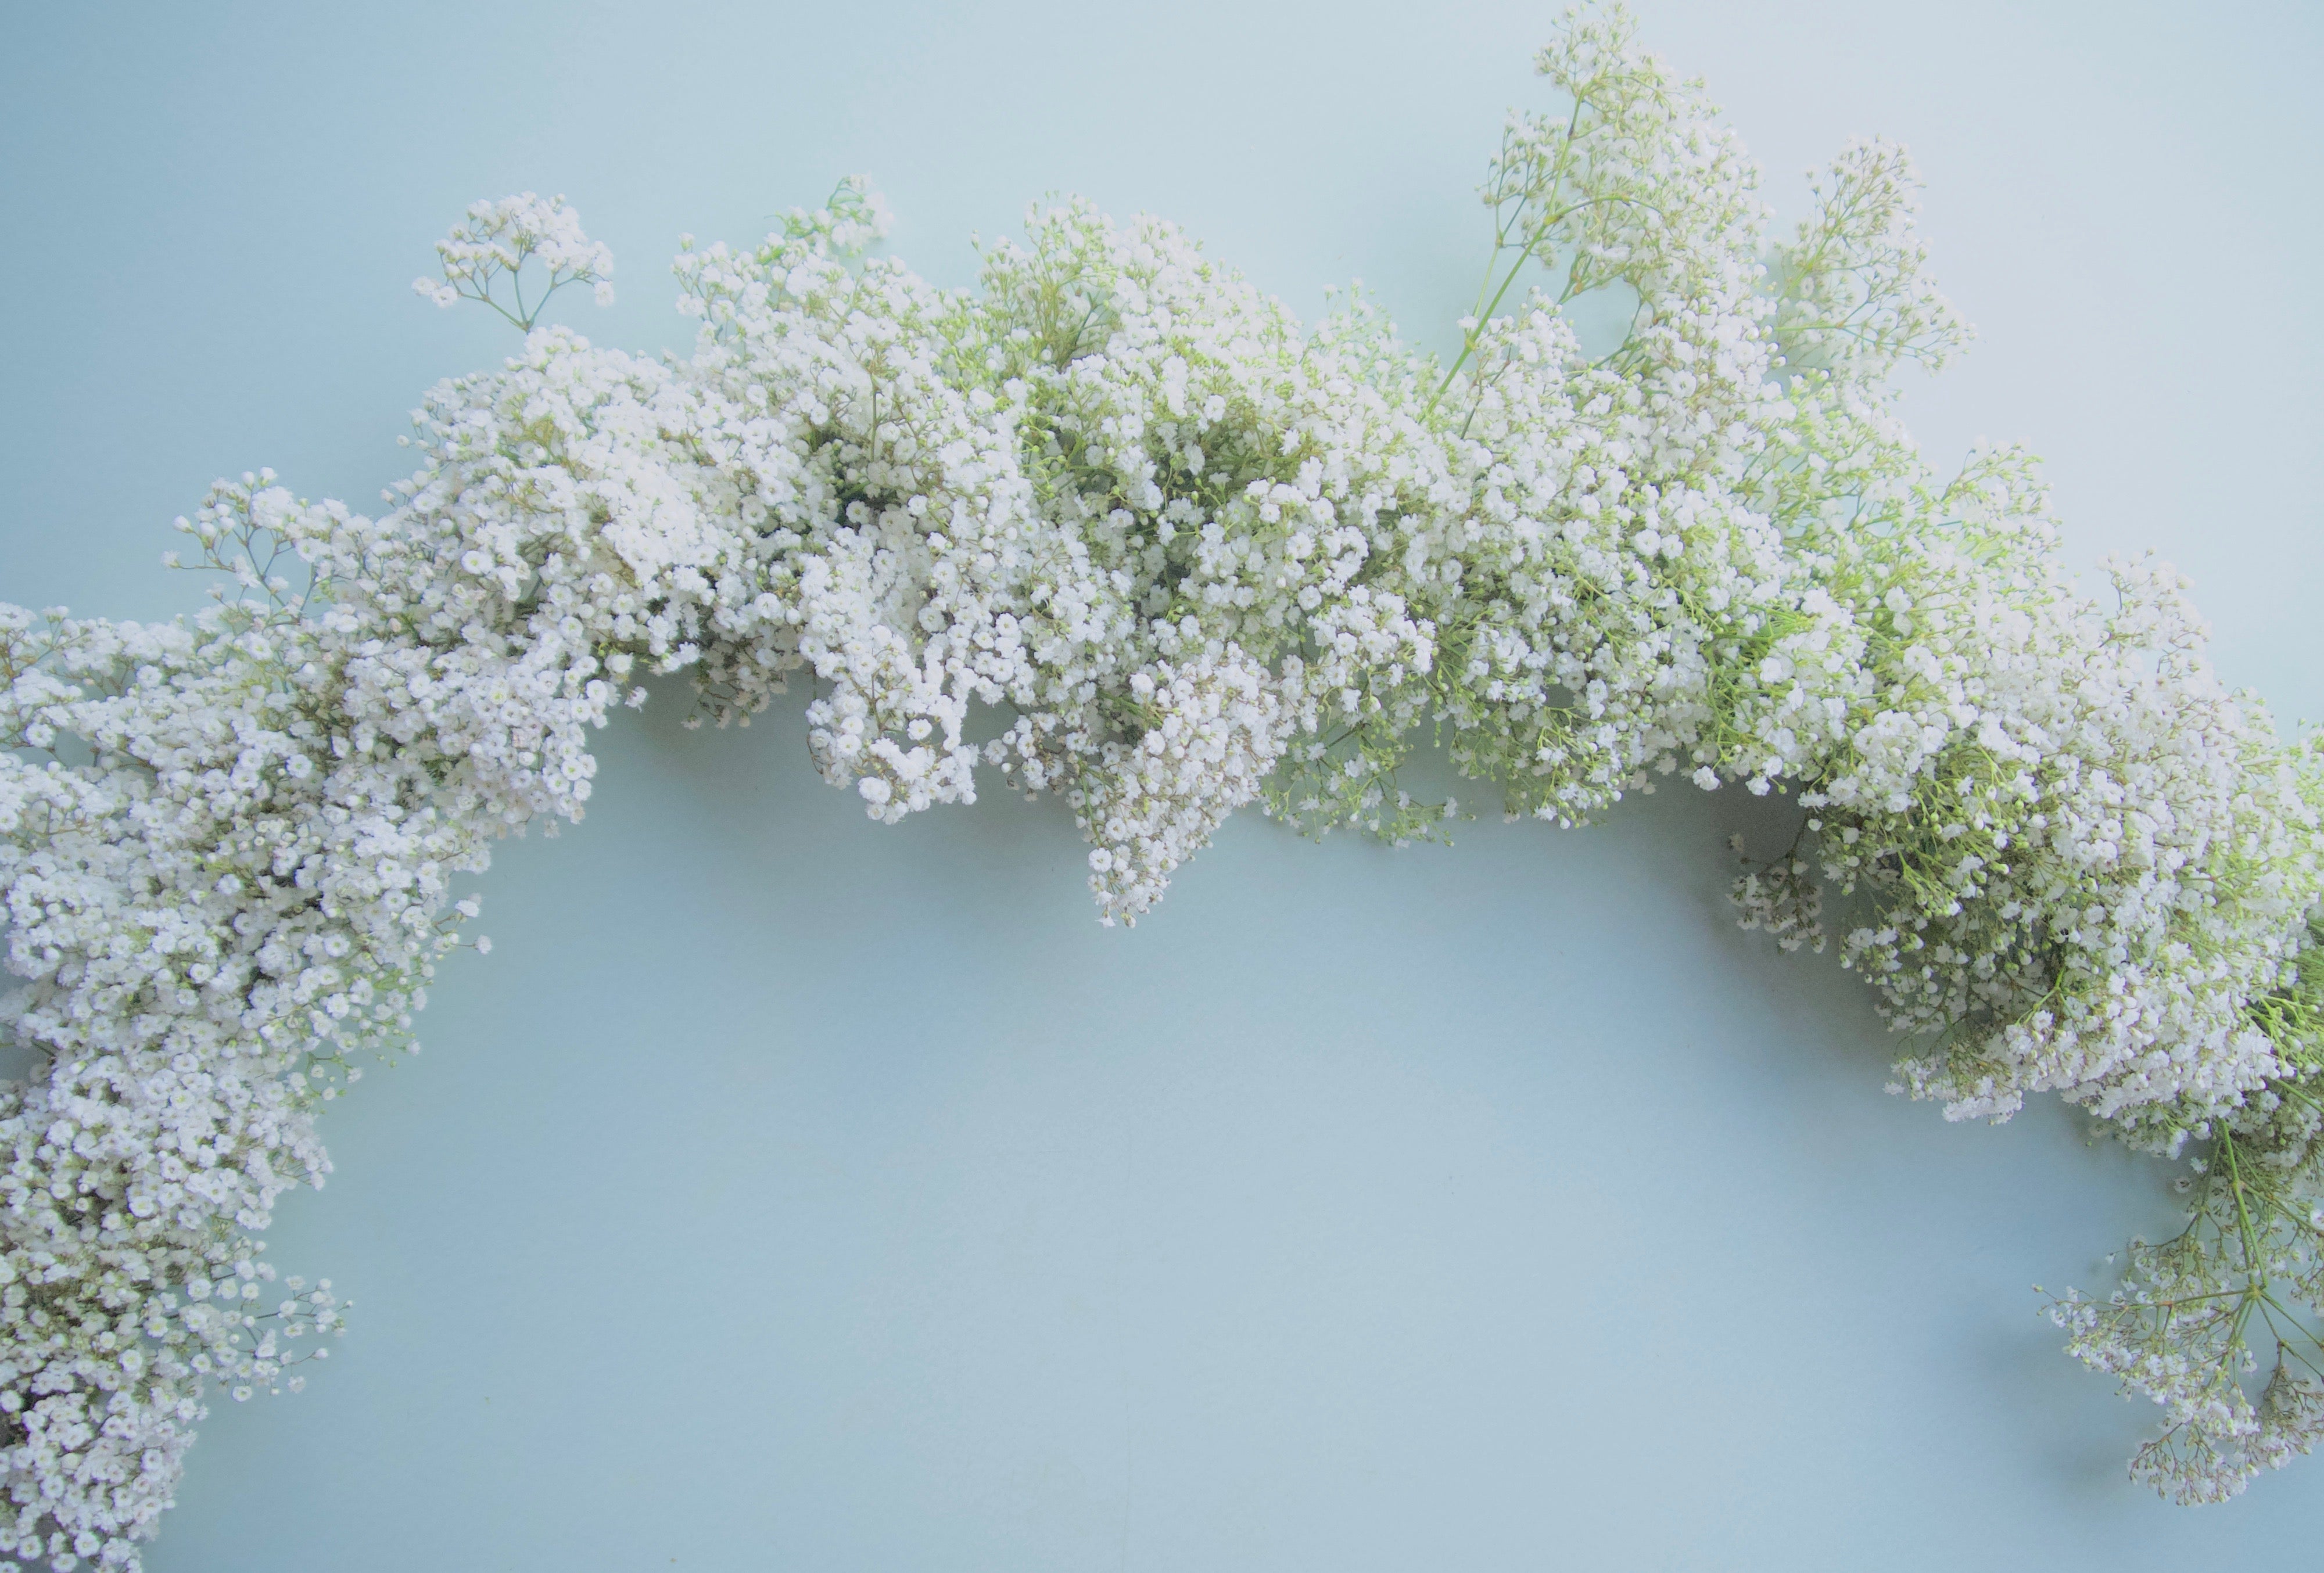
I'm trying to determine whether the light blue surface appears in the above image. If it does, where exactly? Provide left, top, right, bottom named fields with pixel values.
left=3, top=3, right=2321, bottom=1568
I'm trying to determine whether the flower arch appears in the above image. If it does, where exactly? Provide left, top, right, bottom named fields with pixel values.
left=2, top=9, right=2321, bottom=1567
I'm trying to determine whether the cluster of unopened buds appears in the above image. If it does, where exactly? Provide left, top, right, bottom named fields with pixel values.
left=1, top=6, right=2318, bottom=1565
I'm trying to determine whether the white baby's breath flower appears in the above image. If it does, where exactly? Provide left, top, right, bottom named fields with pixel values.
left=1, top=10, right=2318, bottom=1566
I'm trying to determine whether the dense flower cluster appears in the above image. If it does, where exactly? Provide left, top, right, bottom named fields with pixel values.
left=1, top=6, right=2319, bottom=1562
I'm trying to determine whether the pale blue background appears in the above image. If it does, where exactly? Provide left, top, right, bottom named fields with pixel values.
left=3, top=2, right=2322, bottom=1568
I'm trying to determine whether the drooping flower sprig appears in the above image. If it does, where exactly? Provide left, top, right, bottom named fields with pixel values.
left=1, top=7, right=2319, bottom=1564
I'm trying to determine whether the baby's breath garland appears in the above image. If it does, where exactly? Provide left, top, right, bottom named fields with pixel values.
left=1, top=8, right=2321, bottom=1565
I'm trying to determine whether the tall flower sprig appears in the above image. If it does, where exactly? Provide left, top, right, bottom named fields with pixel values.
left=413, top=192, right=616, bottom=330
left=1, top=8, right=2319, bottom=1565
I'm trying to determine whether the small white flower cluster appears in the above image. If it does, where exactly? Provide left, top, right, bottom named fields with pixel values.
left=1730, top=834, right=1824, bottom=954
left=413, top=192, right=615, bottom=328
left=2045, top=1108, right=2324, bottom=1502
left=1, top=5, right=2319, bottom=1558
